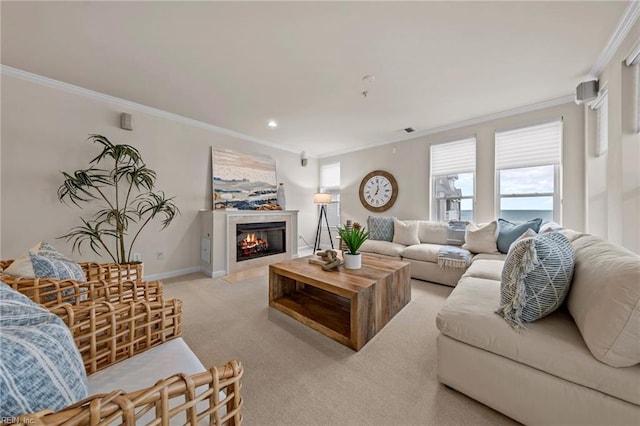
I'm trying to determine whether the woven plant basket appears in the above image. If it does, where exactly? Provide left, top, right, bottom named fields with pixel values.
left=51, top=299, right=183, bottom=374
left=10, top=361, right=243, bottom=425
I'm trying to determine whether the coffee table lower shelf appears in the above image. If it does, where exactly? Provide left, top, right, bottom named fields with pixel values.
left=271, top=285, right=352, bottom=345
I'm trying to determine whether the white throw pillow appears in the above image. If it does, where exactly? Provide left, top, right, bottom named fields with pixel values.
left=392, top=219, right=420, bottom=246
left=462, top=221, right=499, bottom=254
left=3, top=241, right=44, bottom=277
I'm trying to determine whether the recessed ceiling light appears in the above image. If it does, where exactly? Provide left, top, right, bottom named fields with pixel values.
left=267, top=120, right=278, bottom=128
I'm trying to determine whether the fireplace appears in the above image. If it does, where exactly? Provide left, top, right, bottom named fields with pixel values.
left=236, top=221, right=286, bottom=262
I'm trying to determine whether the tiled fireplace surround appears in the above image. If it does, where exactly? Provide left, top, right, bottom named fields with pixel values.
left=200, top=210, right=299, bottom=277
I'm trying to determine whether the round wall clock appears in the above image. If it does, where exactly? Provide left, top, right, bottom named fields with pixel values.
left=359, top=170, right=398, bottom=212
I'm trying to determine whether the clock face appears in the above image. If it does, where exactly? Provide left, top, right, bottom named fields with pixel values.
left=359, top=171, right=398, bottom=212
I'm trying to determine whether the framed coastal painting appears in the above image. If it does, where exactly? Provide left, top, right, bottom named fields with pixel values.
left=211, top=148, right=278, bottom=210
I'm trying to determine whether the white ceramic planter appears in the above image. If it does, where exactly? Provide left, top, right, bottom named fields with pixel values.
left=343, top=253, right=362, bottom=270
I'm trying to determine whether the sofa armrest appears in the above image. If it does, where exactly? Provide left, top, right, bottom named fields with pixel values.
left=0, top=272, right=163, bottom=308
left=11, top=360, right=244, bottom=425
left=50, top=299, right=182, bottom=374
left=79, top=262, right=143, bottom=285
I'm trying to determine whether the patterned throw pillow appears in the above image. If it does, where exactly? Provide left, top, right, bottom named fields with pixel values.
left=496, top=218, right=543, bottom=254
left=4, top=242, right=86, bottom=282
left=0, top=282, right=88, bottom=417
left=496, top=232, right=575, bottom=329
left=29, top=251, right=86, bottom=282
left=367, top=216, right=395, bottom=242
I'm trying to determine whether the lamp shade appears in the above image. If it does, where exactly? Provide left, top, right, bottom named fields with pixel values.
left=313, top=193, right=332, bottom=204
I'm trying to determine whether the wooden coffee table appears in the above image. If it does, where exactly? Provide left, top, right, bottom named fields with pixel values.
left=269, top=254, right=411, bottom=351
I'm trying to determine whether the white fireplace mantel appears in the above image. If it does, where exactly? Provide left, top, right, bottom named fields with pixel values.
left=199, top=210, right=299, bottom=277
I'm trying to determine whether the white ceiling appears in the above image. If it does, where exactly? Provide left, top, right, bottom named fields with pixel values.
left=0, top=1, right=630, bottom=157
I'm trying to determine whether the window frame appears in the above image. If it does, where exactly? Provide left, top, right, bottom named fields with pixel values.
left=494, top=119, right=563, bottom=224
left=495, top=164, right=561, bottom=223
left=429, top=137, right=476, bottom=222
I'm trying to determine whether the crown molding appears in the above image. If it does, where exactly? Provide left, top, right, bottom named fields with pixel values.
left=318, top=95, right=575, bottom=159
left=0, top=64, right=305, bottom=156
left=589, top=1, right=640, bottom=78
left=626, top=40, right=640, bottom=65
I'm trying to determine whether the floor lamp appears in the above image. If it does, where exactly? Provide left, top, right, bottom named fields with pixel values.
left=313, top=193, right=334, bottom=253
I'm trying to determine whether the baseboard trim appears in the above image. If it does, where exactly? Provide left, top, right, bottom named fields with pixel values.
left=145, top=266, right=202, bottom=281
left=197, top=268, right=227, bottom=278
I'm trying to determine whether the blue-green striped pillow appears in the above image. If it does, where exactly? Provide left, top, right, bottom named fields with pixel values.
left=496, top=232, right=575, bottom=329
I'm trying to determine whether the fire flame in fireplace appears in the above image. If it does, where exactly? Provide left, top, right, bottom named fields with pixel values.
left=238, top=233, right=269, bottom=257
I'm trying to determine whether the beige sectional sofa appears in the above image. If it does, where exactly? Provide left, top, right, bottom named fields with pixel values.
left=361, top=220, right=640, bottom=424
left=360, top=220, right=468, bottom=286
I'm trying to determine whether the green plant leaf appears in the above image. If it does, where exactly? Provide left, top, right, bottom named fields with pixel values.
left=58, top=134, right=179, bottom=263
left=337, top=225, right=370, bottom=255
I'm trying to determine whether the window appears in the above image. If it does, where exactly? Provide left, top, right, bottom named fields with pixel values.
left=319, top=162, right=340, bottom=228
left=430, top=137, right=476, bottom=222
left=495, top=120, right=562, bottom=223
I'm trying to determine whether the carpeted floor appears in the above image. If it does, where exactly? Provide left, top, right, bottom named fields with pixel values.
left=163, top=272, right=518, bottom=426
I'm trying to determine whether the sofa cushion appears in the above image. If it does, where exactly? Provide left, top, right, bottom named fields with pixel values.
left=463, top=258, right=504, bottom=281
left=462, top=221, right=499, bottom=254
left=359, top=240, right=405, bottom=258
left=402, top=243, right=443, bottom=263
left=496, top=218, right=543, bottom=254
left=392, top=219, right=420, bottom=246
left=417, top=221, right=449, bottom=245
left=87, top=337, right=211, bottom=424
left=496, top=232, right=575, bottom=328
left=436, top=276, right=640, bottom=405
left=367, top=216, right=395, bottom=242
left=88, top=338, right=205, bottom=394
left=568, top=235, right=640, bottom=367
left=0, top=282, right=88, bottom=417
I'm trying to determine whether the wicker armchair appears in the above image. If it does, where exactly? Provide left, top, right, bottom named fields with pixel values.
left=6, top=298, right=244, bottom=425
left=0, top=260, right=161, bottom=308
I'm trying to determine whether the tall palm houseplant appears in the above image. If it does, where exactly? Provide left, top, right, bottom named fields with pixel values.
left=58, top=135, right=179, bottom=264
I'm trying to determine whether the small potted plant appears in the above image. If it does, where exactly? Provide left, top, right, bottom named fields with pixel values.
left=337, top=222, right=369, bottom=269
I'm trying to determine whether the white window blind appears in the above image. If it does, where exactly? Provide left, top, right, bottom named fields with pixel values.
left=320, top=162, right=340, bottom=190
left=495, top=120, right=563, bottom=170
left=430, top=137, right=476, bottom=175
left=591, top=89, right=608, bottom=156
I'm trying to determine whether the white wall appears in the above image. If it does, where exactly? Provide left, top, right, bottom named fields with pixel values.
left=586, top=20, right=640, bottom=253
left=321, top=102, right=586, bottom=231
left=0, top=74, right=319, bottom=275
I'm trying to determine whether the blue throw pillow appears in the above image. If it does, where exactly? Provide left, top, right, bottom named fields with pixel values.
left=0, top=281, right=55, bottom=327
left=29, top=251, right=86, bottom=282
left=0, top=282, right=88, bottom=417
left=496, top=232, right=575, bottom=329
left=497, top=218, right=543, bottom=254
left=367, top=216, right=395, bottom=242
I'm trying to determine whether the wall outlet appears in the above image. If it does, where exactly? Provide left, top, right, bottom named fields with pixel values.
left=132, top=253, right=142, bottom=262
left=156, top=251, right=165, bottom=260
